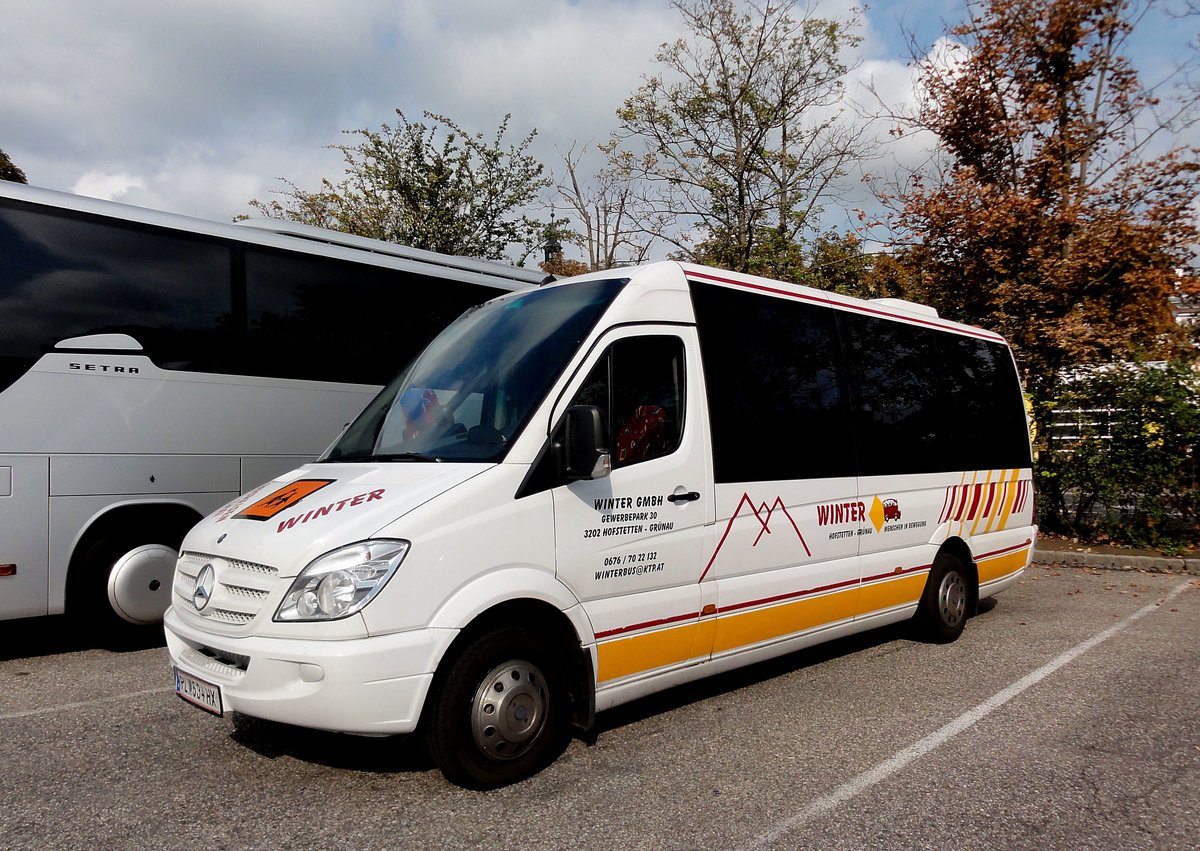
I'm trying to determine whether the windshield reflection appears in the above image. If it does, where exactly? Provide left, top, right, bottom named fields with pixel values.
left=323, top=277, right=627, bottom=464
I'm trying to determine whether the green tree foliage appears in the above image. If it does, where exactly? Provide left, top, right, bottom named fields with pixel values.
left=1039, top=361, right=1199, bottom=550
left=757, top=230, right=914, bottom=300
left=889, top=0, right=1198, bottom=409
left=249, top=111, right=550, bottom=262
left=803, top=231, right=899, bottom=298
left=615, top=0, right=865, bottom=275
left=0, top=147, right=27, bottom=184
left=537, top=213, right=591, bottom=277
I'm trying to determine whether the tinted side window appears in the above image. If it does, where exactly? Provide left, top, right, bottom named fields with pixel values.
left=937, top=334, right=1032, bottom=469
left=838, top=310, right=1031, bottom=475
left=837, top=312, right=943, bottom=476
left=244, top=248, right=504, bottom=385
left=0, top=198, right=232, bottom=389
left=0, top=194, right=513, bottom=394
left=689, top=281, right=855, bottom=482
left=571, top=335, right=685, bottom=469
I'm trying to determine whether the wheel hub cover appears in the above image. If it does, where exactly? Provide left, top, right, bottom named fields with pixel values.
left=107, top=544, right=179, bottom=625
left=470, top=659, right=548, bottom=761
left=938, top=572, right=967, bottom=627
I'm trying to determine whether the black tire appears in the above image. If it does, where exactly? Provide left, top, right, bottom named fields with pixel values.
left=915, top=553, right=971, bottom=643
left=68, top=518, right=192, bottom=644
left=426, top=626, right=570, bottom=789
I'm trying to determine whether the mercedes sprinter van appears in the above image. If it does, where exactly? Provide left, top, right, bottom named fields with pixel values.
left=166, top=261, right=1036, bottom=788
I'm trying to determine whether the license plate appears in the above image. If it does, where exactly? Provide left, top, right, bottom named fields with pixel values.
left=174, top=666, right=224, bottom=717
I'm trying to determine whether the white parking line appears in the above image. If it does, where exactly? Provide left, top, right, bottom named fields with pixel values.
left=743, top=578, right=1193, bottom=850
left=0, top=687, right=169, bottom=721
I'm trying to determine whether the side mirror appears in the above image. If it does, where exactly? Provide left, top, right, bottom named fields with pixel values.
left=562, top=405, right=611, bottom=481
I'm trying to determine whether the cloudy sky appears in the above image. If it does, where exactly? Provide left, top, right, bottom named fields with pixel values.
left=2, top=0, right=1195, bottom=256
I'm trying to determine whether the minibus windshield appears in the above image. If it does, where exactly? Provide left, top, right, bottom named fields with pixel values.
left=322, top=277, right=628, bottom=464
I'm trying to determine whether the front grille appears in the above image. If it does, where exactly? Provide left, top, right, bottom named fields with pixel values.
left=174, top=551, right=280, bottom=627
left=222, top=557, right=278, bottom=577
left=223, top=583, right=270, bottom=600
left=203, top=608, right=256, bottom=626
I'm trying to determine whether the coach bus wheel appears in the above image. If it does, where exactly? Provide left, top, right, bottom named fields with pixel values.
left=72, top=519, right=191, bottom=640
left=916, top=553, right=970, bottom=643
left=426, top=626, right=570, bottom=789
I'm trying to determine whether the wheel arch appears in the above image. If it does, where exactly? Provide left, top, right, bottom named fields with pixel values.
left=427, top=594, right=596, bottom=736
left=935, top=535, right=979, bottom=615
left=65, top=499, right=203, bottom=610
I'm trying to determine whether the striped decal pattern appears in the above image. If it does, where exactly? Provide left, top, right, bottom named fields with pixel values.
left=937, top=469, right=1032, bottom=536
left=595, top=539, right=1034, bottom=684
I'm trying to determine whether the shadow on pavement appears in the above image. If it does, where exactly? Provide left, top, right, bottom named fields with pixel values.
left=230, top=713, right=433, bottom=776
left=0, top=614, right=166, bottom=660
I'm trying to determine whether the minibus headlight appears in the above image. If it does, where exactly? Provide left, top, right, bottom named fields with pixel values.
left=275, top=540, right=410, bottom=622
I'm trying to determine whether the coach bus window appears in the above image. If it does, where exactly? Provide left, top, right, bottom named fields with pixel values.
left=0, top=199, right=231, bottom=382
left=244, top=248, right=503, bottom=385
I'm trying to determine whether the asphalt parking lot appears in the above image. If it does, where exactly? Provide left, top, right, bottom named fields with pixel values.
left=2, top=565, right=1197, bottom=850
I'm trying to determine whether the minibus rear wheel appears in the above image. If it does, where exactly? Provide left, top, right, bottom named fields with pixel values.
left=916, top=553, right=970, bottom=643
left=426, top=626, right=570, bottom=789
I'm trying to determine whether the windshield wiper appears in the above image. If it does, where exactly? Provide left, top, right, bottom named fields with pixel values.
left=320, top=452, right=440, bottom=463
left=373, top=453, right=441, bottom=462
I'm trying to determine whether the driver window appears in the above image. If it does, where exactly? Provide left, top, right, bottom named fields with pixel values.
left=571, top=335, right=685, bottom=469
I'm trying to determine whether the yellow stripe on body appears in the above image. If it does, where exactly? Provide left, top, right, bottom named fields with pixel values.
left=711, top=586, right=860, bottom=655
left=597, top=588, right=862, bottom=683
left=978, top=547, right=1030, bottom=583
left=597, top=544, right=1029, bottom=685
left=596, top=620, right=711, bottom=683
left=956, top=469, right=980, bottom=537
left=969, top=470, right=996, bottom=537
left=996, top=469, right=1021, bottom=532
left=981, top=471, right=1002, bottom=534
left=857, top=573, right=928, bottom=615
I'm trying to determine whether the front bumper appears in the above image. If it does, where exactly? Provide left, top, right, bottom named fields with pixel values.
left=164, top=606, right=457, bottom=735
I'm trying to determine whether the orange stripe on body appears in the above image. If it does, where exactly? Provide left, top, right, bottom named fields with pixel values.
left=978, top=546, right=1030, bottom=583
left=958, top=470, right=980, bottom=535
left=595, top=539, right=1035, bottom=685
left=597, top=621, right=705, bottom=683
left=970, top=470, right=996, bottom=537
left=996, top=469, right=1021, bottom=531
left=711, top=587, right=859, bottom=655
left=598, top=570, right=935, bottom=683
left=858, top=573, right=928, bottom=615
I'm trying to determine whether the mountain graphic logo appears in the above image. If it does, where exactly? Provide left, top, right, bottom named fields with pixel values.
left=700, top=493, right=811, bottom=581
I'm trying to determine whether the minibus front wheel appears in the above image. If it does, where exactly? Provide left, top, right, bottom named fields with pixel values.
left=916, top=552, right=972, bottom=643
left=426, top=625, right=571, bottom=789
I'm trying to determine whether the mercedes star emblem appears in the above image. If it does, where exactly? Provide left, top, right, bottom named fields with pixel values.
left=193, top=563, right=216, bottom=611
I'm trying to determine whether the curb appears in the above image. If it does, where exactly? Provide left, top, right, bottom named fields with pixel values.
left=1033, top=547, right=1200, bottom=575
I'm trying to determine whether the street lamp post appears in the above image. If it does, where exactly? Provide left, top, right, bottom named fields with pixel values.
left=543, top=213, right=562, bottom=265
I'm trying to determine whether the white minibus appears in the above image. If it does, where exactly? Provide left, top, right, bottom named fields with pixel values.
left=0, top=182, right=541, bottom=637
left=165, top=262, right=1036, bottom=788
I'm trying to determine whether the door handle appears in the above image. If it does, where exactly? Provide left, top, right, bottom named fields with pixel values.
left=667, top=491, right=701, bottom=503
